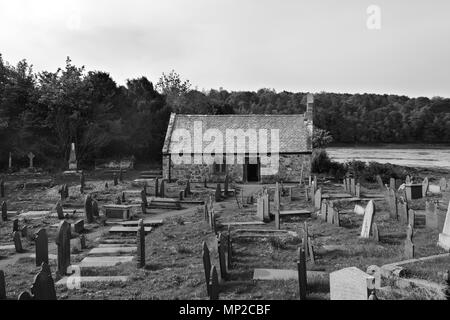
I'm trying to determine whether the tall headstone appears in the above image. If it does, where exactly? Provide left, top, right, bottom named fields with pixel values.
left=360, top=201, right=375, bottom=238
left=141, top=189, right=148, bottom=208
left=422, top=177, right=429, bottom=197
left=376, top=175, right=384, bottom=190
left=35, top=229, right=49, bottom=267
left=84, top=194, right=93, bottom=224
left=371, top=223, right=379, bottom=242
left=262, top=190, right=270, bottom=222
left=56, top=221, right=71, bottom=276
left=330, top=267, right=375, bottom=300
left=13, top=231, right=23, bottom=253
left=27, top=152, right=35, bottom=169
left=355, top=183, right=361, bottom=198
left=30, top=263, right=56, bottom=300
left=320, top=200, right=328, bottom=221
left=389, top=178, right=395, bottom=191
left=136, top=219, right=146, bottom=268
left=350, top=178, right=356, bottom=196
left=297, top=248, right=307, bottom=300
left=275, top=207, right=280, bottom=230
left=408, top=209, right=415, bottom=228
left=1, top=201, right=7, bottom=221
left=256, top=196, right=264, bottom=221
left=405, top=225, right=415, bottom=259
left=438, top=202, right=450, bottom=251
left=386, top=188, right=398, bottom=220
left=202, top=242, right=211, bottom=295
left=327, top=202, right=335, bottom=224
left=68, top=143, right=77, bottom=170
left=185, top=180, right=191, bottom=197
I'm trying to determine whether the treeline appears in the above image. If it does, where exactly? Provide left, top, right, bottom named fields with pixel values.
left=1, top=54, right=449, bottom=169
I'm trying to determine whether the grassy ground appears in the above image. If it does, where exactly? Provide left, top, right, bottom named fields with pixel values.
left=1, top=168, right=449, bottom=300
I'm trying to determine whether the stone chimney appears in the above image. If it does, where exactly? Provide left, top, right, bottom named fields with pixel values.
left=305, top=93, right=314, bottom=122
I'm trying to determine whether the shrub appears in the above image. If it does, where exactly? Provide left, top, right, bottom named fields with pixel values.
left=312, top=149, right=333, bottom=173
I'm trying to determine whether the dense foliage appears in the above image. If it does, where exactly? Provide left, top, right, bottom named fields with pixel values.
left=1, top=54, right=449, bottom=169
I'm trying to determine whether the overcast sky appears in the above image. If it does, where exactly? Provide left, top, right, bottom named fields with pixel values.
left=1, top=0, right=449, bottom=97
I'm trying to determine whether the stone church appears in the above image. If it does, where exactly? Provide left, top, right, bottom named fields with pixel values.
left=162, top=94, right=314, bottom=183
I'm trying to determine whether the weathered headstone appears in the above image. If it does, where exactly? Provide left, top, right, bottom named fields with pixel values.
left=376, top=175, right=384, bottom=190
left=27, top=152, right=35, bottom=169
left=389, top=178, right=395, bottom=191
left=202, top=242, right=211, bottom=295
left=30, top=263, right=56, bottom=300
left=275, top=207, right=280, bottom=230
left=366, top=265, right=382, bottom=289
left=371, top=223, right=379, bottom=242
left=439, top=178, right=448, bottom=192
left=408, top=209, right=415, bottom=228
left=136, top=219, right=146, bottom=268
left=1, top=201, right=7, bottom=221
left=0, top=270, right=5, bottom=300
left=55, top=202, right=64, bottom=220
left=13, top=218, right=19, bottom=232
left=92, top=199, right=99, bottom=217
left=209, top=266, right=219, bottom=300
left=274, top=182, right=280, bottom=212
left=314, top=188, right=322, bottom=211
left=405, top=175, right=411, bottom=184
left=397, top=197, right=408, bottom=225
left=360, top=201, right=375, bottom=238
left=330, top=267, right=375, bottom=300
left=386, top=188, right=398, bottom=220
left=422, top=177, right=429, bottom=197
left=327, top=202, right=334, bottom=224
left=13, top=231, right=23, bottom=253
left=74, top=219, right=84, bottom=234
left=56, top=221, right=71, bottom=276
left=438, top=202, right=450, bottom=251
left=355, top=183, right=361, bottom=198
left=79, top=234, right=87, bottom=250
left=405, top=224, right=415, bottom=259
left=425, top=200, right=439, bottom=230
left=297, top=248, right=307, bottom=300
left=35, top=229, right=48, bottom=267
left=333, top=205, right=340, bottom=227
left=84, top=194, right=93, bottom=224
left=320, top=200, right=328, bottom=221
left=68, top=143, right=77, bottom=170
left=350, top=178, right=356, bottom=196
left=263, top=190, right=270, bottom=222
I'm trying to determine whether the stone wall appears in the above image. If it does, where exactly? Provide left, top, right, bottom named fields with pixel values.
left=163, top=153, right=311, bottom=183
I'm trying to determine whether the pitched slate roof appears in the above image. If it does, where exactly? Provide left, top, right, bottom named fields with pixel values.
left=163, top=113, right=312, bottom=154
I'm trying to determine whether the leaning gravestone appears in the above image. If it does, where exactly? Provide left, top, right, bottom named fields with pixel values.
left=35, top=229, right=49, bottom=267
left=136, top=219, right=146, bottom=268
left=360, top=201, right=375, bottom=238
left=202, top=242, right=211, bottom=295
left=1, top=201, right=7, bottom=221
left=56, top=221, right=71, bottom=276
left=405, top=225, right=415, bottom=259
left=56, top=202, right=64, bottom=220
left=13, top=231, right=23, bottom=253
left=31, top=263, right=56, bottom=300
left=330, top=267, right=375, bottom=300
left=438, top=202, right=450, bottom=251
left=0, top=270, right=5, bottom=300
left=84, top=195, right=93, bottom=224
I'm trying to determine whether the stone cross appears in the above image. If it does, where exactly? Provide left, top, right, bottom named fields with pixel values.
left=13, top=231, right=23, bottom=253
left=31, top=262, right=57, bottom=300
left=405, top=225, right=415, bottom=259
left=136, top=219, right=146, bottom=268
left=0, top=270, right=5, bottom=300
left=56, top=221, right=71, bottom=276
left=360, top=201, right=375, bottom=238
left=297, top=247, right=307, bottom=300
left=202, top=242, right=211, bottom=296
left=27, top=152, right=35, bottom=169
left=35, top=229, right=49, bottom=267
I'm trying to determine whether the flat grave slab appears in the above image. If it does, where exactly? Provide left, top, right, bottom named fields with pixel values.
left=98, top=243, right=137, bottom=248
left=253, top=268, right=328, bottom=283
left=109, top=226, right=152, bottom=234
left=56, top=276, right=129, bottom=287
left=88, top=247, right=137, bottom=256
left=279, top=210, right=312, bottom=216
left=221, top=221, right=266, bottom=226
left=79, top=256, right=134, bottom=268
left=106, top=219, right=163, bottom=227
left=98, top=239, right=136, bottom=245
left=322, top=193, right=352, bottom=199
left=18, top=211, right=50, bottom=218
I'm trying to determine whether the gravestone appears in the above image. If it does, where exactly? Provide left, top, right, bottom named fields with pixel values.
left=438, top=202, right=450, bottom=251
left=425, top=200, right=439, bottom=230
left=263, top=190, right=270, bottom=222
left=304, top=186, right=309, bottom=201
left=227, top=227, right=232, bottom=269
left=405, top=225, right=415, bottom=259
left=13, top=231, right=23, bottom=253
left=80, top=172, right=85, bottom=194
left=343, top=179, right=348, bottom=192
left=204, top=177, right=208, bottom=188
left=204, top=204, right=209, bottom=222
left=376, top=175, right=384, bottom=190
left=397, top=197, right=408, bottom=225
left=30, top=263, right=56, bottom=300
left=0, top=179, right=4, bottom=198
left=274, top=182, right=280, bottom=212
left=405, top=175, right=411, bottom=184
left=327, top=202, right=334, bottom=225
left=366, top=265, right=382, bottom=289
left=113, top=173, right=118, bottom=186
left=209, top=266, right=219, bottom=300
left=122, top=192, right=126, bottom=203
left=256, top=196, right=264, bottom=221
left=371, top=223, right=379, bottom=242
left=105, top=182, right=109, bottom=189
left=179, top=190, right=184, bottom=201
left=136, top=219, right=146, bottom=268
left=0, top=270, right=5, bottom=300
left=92, top=200, right=99, bottom=217
left=84, top=194, right=93, bottom=224
left=155, top=178, right=159, bottom=197
left=56, top=221, right=71, bottom=276
left=355, top=183, right=361, bottom=198
left=408, top=209, right=415, bottom=228
left=119, top=168, right=123, bottom=182
left=74, top=219, right=84, bottom=234
left=217, top=233, right=227, bottom=281
left=389, top=178, right=395, bottom=191
left=330, top=267, right=375, bottom=300
left=422, top=177, right=429, bottom=197
left=314, top=188, right=322, bottom=211
left=56, top=202, right=64, bottom=220
left=18, top=291, right=32, bottom=300
left=360, top=201, right=375, bottom=238
left=13, top=218, right=19, bottom=232
left=297, top=248, right=307, bottom=300
left=141, top=202, right=147, bottom=215
left=1, top=201, right=7, bottom=221
left=215, top=183, right=222, bottom=202
left=141, top=189, right=148, bottom=208
left=275, top=207, right=280, bottom=230
left=224, top=176, right=228, bottom=197
left=27, top=152, right=35, bottom=169
left=386, top=188, right=398, bottom=220
left=80, top=234, right=87, bottom=250
left=63, top=184, right=69, bottom=200
left=350, top=178, right=356, bottom=196
left=68, top=143, right=77, bottom=170
left=320, top=200, right=328, bottom=221
left=202, top=242, right=211, bottom=295
left=333, top=205, right=340, bottom=227
left=160, top=179, right=166, bottom=198
left=35, top=229, right=48, bottom=267
left=185, top=180, right=191, bottom=197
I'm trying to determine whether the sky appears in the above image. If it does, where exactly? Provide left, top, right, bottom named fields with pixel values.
left=0, top=0, right=449, bottom=98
